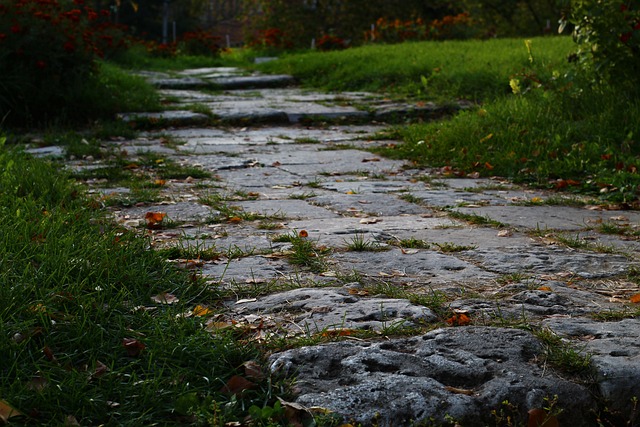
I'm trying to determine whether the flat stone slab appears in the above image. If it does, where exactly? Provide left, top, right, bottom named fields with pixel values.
left=453, top=205, right=640, bottom=231
left=117, top=110, right=210, bottom=127
left=232, top=287, right=436, bottom=334
left=544, top=317, right=640, bottom=417
left=332, top=249, right=497, bottom=284
left=269, top=327, right=594, bottom=426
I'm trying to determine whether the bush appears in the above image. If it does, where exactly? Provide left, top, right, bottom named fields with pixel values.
left=179, top=30, right=223, bottom=57
left=566, top=0, right=640, bottom=92
left=0, top=0, right=123, bottom=126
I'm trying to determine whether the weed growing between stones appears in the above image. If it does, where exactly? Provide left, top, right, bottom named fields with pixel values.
left=534, top=328, right=594, bottom=379
left=344, top=232, right=387, bottom=252
left=272, top=231, right=330, bottom=273
left=446, top=210, right=506, bottom=228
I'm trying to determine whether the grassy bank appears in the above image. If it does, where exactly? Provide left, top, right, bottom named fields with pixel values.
left=259, top=36, right=640, bottom=203
left=0, top=144, right=277, bottom=425
left=258, top=36, right=574, bottom=102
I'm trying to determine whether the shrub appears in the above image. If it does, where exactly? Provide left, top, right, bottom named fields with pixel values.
left=316, top=34, right=347, bottom=51
left=566, top=0, right=640, bottom=92
left=179, top=29, right=223, bottom=57
left=0, top=0, right=121, bottom=126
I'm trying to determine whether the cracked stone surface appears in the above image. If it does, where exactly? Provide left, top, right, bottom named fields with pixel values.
left=41, top=67, right=640, bottom=425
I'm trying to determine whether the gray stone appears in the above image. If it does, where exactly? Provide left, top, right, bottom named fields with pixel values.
left=209, top=74, right=295, bottom=90
left=269, top=327, right=594, bottom=426
left=544, top=317, right=640, bottom=417
left=233, top=287, right=436, bottom=333
left=117, top=110, right=210, bottom=127
left=25, top=145, right=65, bottom=158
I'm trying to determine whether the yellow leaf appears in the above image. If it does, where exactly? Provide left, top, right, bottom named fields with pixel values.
left=0, top=400, right=22, bottom=423
left=193, top=305, right=212, bottom=316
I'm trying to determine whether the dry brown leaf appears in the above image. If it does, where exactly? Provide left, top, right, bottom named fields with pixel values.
left=444, top=386, right=474, bottom=396
left=497, top=229, right=513, bottom=237
left=228, top=216, right=243, bottom=224
left=361, top=157, right=380, bottom=163
left=243, top=361, right=264, bottom=380
left=220, top=375, right=255, bottom=395
left=0, top=400, right=22, bottom=423
left=630, top=293, right=640, bottom=304
left=348, top=288, right=369, bottom=296
left=359, top=218, right=379, bottom=224
left=64, top=415, right=81, bottom=426
left=154, top=179, right=166, bottom=186
left=122, top=338, right=145, bottom=357
left=298, top=230, right=309, bottom=238
left=400, top=248, right=419, bottom=255
left=537, top=286, right=553, bottom=292
left=151, top=292, right=179, bottom=305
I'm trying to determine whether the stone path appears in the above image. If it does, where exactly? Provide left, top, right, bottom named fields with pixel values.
left=45, top=68, right=640, bottom=425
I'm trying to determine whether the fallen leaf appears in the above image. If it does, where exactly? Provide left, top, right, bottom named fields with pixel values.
left=444, top=386, right=474, bottom=396
left=65, top=415, right=81, bottom=426
left=277, top=397, right=315, bottom=427
left=359, top=218, right=379, bottom=224
left=122, top=338, right=145, bottom=357
left=630, top=293, right=640, bottom=304
left=362, top=157, right=380, bottom=162
left=235, top=298, right=257, bottom=305
left=348, top=289, right=369, bottom=296
left=243, top=361, right=264, bottom=380
left=537, top=286, right=553, bottom=292
left=220, top=375, right=255, bottom=395
left=346, top=190, right=357, bottom=195
left=92, top=360, right=109, bottom=379
left=27, top=375, right=47, bottom=391
left=298, top=230, right=309, bottom=238
left=192, top=305, right=213, bottom=316
left=400, top=248, right=419, bottom=255
left=154, top=179, right=166, bottom=186
left=527, top=408, right=559, bottom=427
left=151, top=292, right=179, bottom=305
left=530, top=197, right=543, bottom=203
left=497, top=229, right=513, bottom=237
left=43, top=345, right=56, bottom=362
left=446, top=313, right=471, bottom=326
left=145, top=212, right=166, bottom=227
left=0, top=400, right=22, bottom=423
left=228, top=216, right=243, bottom=224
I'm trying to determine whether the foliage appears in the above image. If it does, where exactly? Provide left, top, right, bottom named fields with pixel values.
left=316, top=34, right=347, bottom=51
left=242, top=0, right=458, bottom=50
left=179, top=29, right=223, bottom=56
left=258, top=36, right=573, bottom=102
left=564, top=0, right=640, bottom=93
left=0, top=0, right=129, bottom=126
left=366, top=13, right=478, bottom=43
left=460, top=0, right=564, bottom=36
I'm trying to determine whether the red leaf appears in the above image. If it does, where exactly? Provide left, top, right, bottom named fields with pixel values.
left=446, top=313, right=471, bottom=326
left=0, top=400, right=23, bottom=423
left=145, top=212, right=166, bottom=227
left=122, top=338, right=145, bottom=357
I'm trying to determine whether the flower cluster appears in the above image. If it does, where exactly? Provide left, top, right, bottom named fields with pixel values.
left=180, top=30, right=223, bottom=57
left=365, top=13, right=476, bottom=43
left=248, top=28, right=293, bottom=50
left=0, top=0, right=126, bottom=124
left=316, top=34, right=347, bottom=51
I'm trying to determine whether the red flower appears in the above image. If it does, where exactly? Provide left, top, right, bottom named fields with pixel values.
left=35, top=60, right=46, bottom=69
left=621, top=31, right=632, bottom=43
left=63, top=40, right=76, bottom=52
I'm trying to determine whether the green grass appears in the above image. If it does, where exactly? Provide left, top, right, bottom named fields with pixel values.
left=0, top=145, right=277, bottom=425
left=258, top=36, right=574, bottom=102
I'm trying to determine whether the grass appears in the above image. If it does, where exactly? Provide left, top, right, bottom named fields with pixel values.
left=272, top=231, right=329, bottom=273
left=0, top=145, right=277, bottom=426
left=258, top=37, right=574, bottom=103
